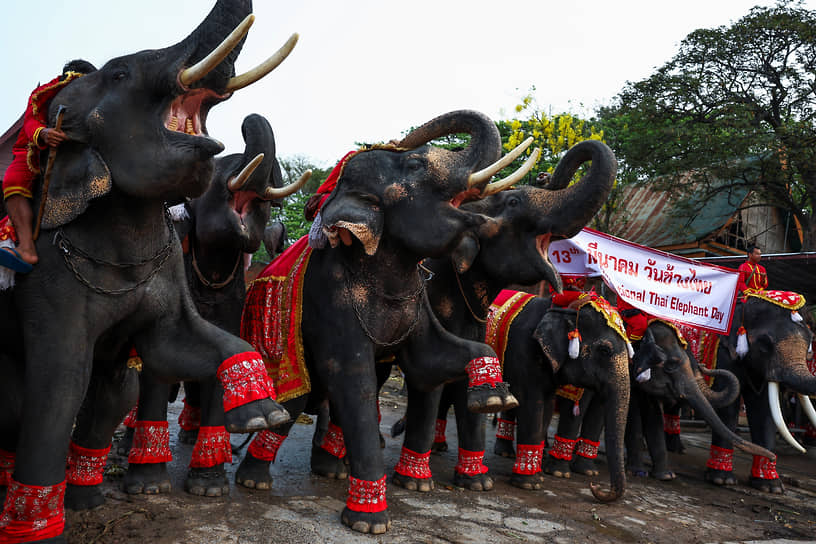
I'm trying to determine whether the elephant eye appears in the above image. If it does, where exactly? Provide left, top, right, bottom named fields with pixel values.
left=111, top=68, right=129, bottom=82
left=507, top=196, right=520, bottom=208
left=596, top=341, right=613, bottom=357
left=664, top=359, right=681, bottom=373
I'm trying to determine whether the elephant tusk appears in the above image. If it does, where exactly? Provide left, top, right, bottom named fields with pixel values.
left=480, top=148, right=542, bottom=197
left=180, top=14, right=255, bottom=87
left=228, top=153, right=264, bottom=192
left=467, top=137, right=533, bottom=188
left=768, top=381, right=806, bottom=454
left=226, top=33, right=299, bottom=92
left=798, top=393, right=816, bottom=429
left=264, top=169, right=311, bottom=200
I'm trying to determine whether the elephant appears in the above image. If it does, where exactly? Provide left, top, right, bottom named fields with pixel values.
left=491, top=294, right=633, bottom=499
left=704, top=292, right=815, bottom=493
left=387, top=140, right=618, bottom=495
left=114, top=113, right=308, bottom=499
left=535, top=319, right=775, bottom=484
left=236, top=109, right=526, bottom=534
left=0, top=2, right=296, bottom=541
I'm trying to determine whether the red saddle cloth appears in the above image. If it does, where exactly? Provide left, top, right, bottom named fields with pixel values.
left=485, top=289, right=537, bottom=369
left=241, top=236, right=313, bottom=403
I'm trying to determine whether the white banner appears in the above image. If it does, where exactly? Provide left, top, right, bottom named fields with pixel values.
left=549, top=228, right=739, bottom=334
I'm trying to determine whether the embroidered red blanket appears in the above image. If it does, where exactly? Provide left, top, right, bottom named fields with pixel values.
left=241, top=236, right=312, bottom=403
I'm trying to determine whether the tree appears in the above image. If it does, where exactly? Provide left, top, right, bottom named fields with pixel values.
left=595, top=0, right=816, bottom=249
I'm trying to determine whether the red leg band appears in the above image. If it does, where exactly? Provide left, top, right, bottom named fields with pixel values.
left=751, top=455, right=778, bottom=479
left=217, top=351, right=277, bottom=412
left=465, top=356, right=502, bottom=387
left=122, top=405, right=138, bottom=429
left=548, top=435, right=577, bottom=461
left=394, top=447, right=432, bottom=479
left=0, top=478, right=65, bottom=543
left=663, top=414, right=681, bottom=435
left=455, top=448, right=488, bottom=476
left=706, top=445, right=733, bottom=472
left=247, top=430, right=287, bottom=462
left=513, top=443, right=544, bottom=475
left=0, top=449, right=14, bottom=487
left=128, top=421, right=172, bottom=464
left=66, top=442, right=110, bottom=486
left=346, top=475, right=387, bottom=513
left=190, top=426, right=232, bottom=468
left=496, top=418, right=516, bottom=442
left=178, top=399, right=201, bottom=432
left=320, top=423, right=346, bottom=458
left=575, top=438, right=600, bottom=460
left=433, top=419, right=447, bottom=444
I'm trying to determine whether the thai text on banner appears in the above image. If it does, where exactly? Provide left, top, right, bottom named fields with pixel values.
left=549, top=228, right=739, bottom=334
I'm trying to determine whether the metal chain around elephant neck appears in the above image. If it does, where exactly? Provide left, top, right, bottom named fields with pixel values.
left=345, top=262, right=433, bottom=348
left=53, top=210, right=175, bottom=296
left=452, top=260, right=488, bottom=324
left=190, top=236, right=242, bottom=290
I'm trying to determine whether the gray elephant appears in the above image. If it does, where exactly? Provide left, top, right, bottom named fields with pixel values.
left=0, top=2, right=295, bottom=541
left=705, top=292, right=815, bottom=493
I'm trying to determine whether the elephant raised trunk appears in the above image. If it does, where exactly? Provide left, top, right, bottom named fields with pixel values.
left=536, top=140, right=617, bottom=239
left=591, top=352, right=629, bottom=502
left=696, top=366, right=740, bottom=408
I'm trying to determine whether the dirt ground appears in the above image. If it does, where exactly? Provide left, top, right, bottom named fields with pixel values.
left=63, top=373, right=816, bottom=544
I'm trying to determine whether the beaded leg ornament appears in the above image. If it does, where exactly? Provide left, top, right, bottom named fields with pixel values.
left=495, top=418, right=516, bottom=442
left=320, top=423, right=346, bottom=458
left=663, top=414, right=681, bottom=435
left=433, top=419, right=447, bottom=444
left=66, top=442, right=110, bottom=486
left=575, top=438, right=600, bottom=460
left=0, top=478, right=66, bottom=543
left=178, top=400, right=201, bottom=432
left=751, top=455, right=779, bottom=479
left=394, top=447, right=432, bottom=479
left=216, top=352, right=277, bottom=413
left=128, top=421, right=172, bottom=464
left=513, top=444, right=543, bottom=475
left=190, top=426, right=232, bottom=468
left=122, top=405, right=138, bottom=429
left=706, top=445, right=733, bottom=472
left=347, top=475, right=387, bottom=513
left=455, top=448, right=488, bottom=476
left=465, top=357, right=502, bottom=388
left=248, top=430, right=287, bottom=462
left=548, top=435, right=577, bottom=461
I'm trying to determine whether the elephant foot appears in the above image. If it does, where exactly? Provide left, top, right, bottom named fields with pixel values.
left=705, top=468, right=737, bottom=486
left=430, top=440, right=448, bottom=453
left=543, top=457, right=571, bottom=479
left=185, top=466, right=230, bottom=497
left=116, top=427, right=134, bottom=456
left=750, top=476, right=784, bottom=494
left=341, top=507, right=391, bottom=534
left=65, top=483, right=105, bottom=511
left=392, top=472, right=434, bottom=492
left=509, top=472, right=544, bottom=490
left=493, top=437, right=515, bottom=458
left=178, top=428, right=200, bottom=445
left=123, top=462, right=172, bottom=495
left=650, top=469, right=676, bottom=481
left=453, top=471, right=493, bottom=491
left=665, top=433, right=685, bottom=454
left=570, top=457, right=599, bottom=477
left=311, top=445, right=348, bottom=479
left=466, top=383, right=519, bottom=414
left=224, top=398, right=290, bottom=433
left=235, top=454, right=273, bottom=490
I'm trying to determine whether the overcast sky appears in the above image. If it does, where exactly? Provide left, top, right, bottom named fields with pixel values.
left=2, top=1, right=810, bottom=167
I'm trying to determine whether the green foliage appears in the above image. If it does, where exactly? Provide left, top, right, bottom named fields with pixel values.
left=594, top=0, right=816, bottom=249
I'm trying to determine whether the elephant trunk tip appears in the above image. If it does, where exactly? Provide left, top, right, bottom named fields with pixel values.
left=589, top=482, right=624, bottom=503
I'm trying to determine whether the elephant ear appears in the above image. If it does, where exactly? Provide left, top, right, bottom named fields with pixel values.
left=451, top=234, right=480, bottom=274
left=36, top=143, right=112, bottom=229
left=533, top=309, right=573, bottom=373
left=321, top=194, right=384, bottom=256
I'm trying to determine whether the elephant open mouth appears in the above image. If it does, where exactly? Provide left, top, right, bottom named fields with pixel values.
left=163, top=88, right=224, bottom=137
